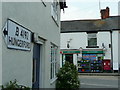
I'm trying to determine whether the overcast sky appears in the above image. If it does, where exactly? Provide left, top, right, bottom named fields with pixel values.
left=61, top=0, right=120, bottom=21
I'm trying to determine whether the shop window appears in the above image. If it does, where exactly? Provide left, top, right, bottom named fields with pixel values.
left=50, top=44, right=58, bottom=80
left=87, top=33, right=99, bottom=48
left=51, top=0, right=59, bottom=23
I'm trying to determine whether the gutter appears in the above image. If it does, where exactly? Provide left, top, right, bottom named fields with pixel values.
left=61, top=29, right=120, bottom=33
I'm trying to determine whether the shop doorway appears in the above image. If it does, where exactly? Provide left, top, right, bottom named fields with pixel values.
left=65, top=54, right=73, bottom=63
left=32, top=44, right=41, bottom=89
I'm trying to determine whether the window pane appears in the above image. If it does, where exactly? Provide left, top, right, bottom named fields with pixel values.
left=51, top=46, right=54, bottom=62
left=88, top=38, right=97, bottom=46
left=55, top=62, right=57, bottom=74
left=55, top=48, right=57, bottom=61
left=88, top=33, right=96, bottom=38
left=50, top=44, right=58, bottom=79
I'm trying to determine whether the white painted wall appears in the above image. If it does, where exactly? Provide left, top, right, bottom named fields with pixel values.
left=112, top=31, right=119, bottom=70
left=118, top=32, right=120, bottom=70
left=118, top=2, right=120, bottom=70
left=61, top=32, right=87, bottom=49
left=2, top=2, right=60, bottom=88
left=97, top=32, right=111, bottom=59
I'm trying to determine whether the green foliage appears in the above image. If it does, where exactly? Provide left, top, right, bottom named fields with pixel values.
left=1, top=79, right=30, bottom=90
left=56, top=61, right=80, bottom=89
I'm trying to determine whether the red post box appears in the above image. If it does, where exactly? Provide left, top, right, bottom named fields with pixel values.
left=103, top=59, right=111, bottom=71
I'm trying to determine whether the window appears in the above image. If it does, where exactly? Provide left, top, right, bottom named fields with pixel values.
left=51, top=0, right=59, bottom=22
left=50, top=44, right=58, bottom=80
left=87, top=33, right=98, bottom=47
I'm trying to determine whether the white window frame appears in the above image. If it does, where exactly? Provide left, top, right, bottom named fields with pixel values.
left=51, top=0, right=59, bottom=23
left=50, top=44, right=58, bottom=82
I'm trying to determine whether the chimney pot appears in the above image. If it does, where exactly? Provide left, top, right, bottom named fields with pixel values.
left=100, top=7, right=110, bottom=19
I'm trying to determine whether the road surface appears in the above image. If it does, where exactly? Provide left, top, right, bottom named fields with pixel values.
left=79, top=75, right=119, bottom=89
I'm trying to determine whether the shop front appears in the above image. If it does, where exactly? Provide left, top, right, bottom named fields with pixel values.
left=78, top=50, right=104, bottom=73
left=60, top=49, right=112, bottom=73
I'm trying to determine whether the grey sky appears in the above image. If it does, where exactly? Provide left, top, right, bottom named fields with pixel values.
left=61, top=0, right=119, bottom=21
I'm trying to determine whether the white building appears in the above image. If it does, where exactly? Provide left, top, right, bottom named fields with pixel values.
left=60, top=9, right=120, bottom=73
left=0, top=0, right=67, bottom=89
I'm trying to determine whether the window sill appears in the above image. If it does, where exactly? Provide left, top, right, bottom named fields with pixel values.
left=50, top=77, right=57, bottom=85
left=86, top=46, right=99, bottom=48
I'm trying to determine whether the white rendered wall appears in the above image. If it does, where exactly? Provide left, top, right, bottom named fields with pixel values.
left=2, top=2, right=60, bottom=88
left=0, top=1, right=2, bottom=87
left=118, top=31, right=120, bottom=70
left=61, top=32, right=87, bottom=49
left=112, top=31, right=119, bottom=70
left=97, top=32, right=111, bottom=59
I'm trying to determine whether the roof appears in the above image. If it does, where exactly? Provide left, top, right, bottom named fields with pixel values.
left=61, top=16, right=120, bottom=33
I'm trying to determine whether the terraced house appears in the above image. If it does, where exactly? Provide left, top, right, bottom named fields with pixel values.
left=60, top=7, right=120, bottom=73
left=0, top=0, right=67, bottom=89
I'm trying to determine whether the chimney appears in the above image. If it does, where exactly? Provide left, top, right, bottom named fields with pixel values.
left=100, top=7, right=110, bottom=19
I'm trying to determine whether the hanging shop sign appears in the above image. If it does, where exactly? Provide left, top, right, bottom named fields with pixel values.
left=3, top=19, right=32, bottom=51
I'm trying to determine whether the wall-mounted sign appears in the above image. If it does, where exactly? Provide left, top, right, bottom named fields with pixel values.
left=82, top=51, right=103, bottom=54
left=3, top=19, right=32, bottom=51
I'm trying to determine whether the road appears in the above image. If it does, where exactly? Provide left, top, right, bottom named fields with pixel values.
left=79, top=75, right=119, bottom=89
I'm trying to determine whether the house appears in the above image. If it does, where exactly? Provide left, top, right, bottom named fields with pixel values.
left=0, top=0, right=67, bottom=89
left=60, top=7, right=120, bottom=73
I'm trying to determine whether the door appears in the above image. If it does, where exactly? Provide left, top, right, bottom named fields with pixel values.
left=32, top=44, right=40, bottom=89
left=65, top=54, right=73, bottom=63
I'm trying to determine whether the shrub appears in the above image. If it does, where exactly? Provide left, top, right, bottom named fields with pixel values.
left=1, top=79, right=30, bottom=90
left=56, top=61, right=80, bottom=89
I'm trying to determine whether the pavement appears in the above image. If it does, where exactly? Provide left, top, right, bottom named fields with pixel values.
left=78, top=73, right=120, bottom=76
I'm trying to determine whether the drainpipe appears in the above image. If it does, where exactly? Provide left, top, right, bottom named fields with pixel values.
left=110, top=30, right=113, bottom=73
